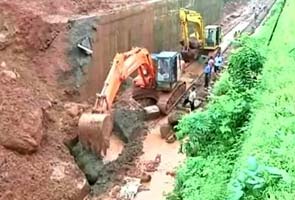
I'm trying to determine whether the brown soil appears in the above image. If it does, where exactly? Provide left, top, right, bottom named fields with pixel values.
left=0, top=1, right=87, bottom=200
left=0, top=0, right=153, bottom=199
left=1, top=0, right=149, bottom=17
left=0, top=59, right=88, bottom=200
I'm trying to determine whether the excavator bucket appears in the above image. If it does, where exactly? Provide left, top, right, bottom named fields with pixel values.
left=78, top=113, right=113, bottom=157
left=181, top=38, right=201, bottom=63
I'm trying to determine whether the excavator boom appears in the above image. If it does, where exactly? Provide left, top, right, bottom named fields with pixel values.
left=179, top=8, right=205, bottom=48
left=93, top=47, right=156, bottom=113
left=78, top=47, right=156, bottom=157
left=179, top=8, right=222, bottom=63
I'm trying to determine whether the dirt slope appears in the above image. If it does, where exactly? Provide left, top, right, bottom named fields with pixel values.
left=1, top=0, right=149, bottom=17
left=0, top=2, right=89, bottom=200
left=0, top=0, right=153, bottom=199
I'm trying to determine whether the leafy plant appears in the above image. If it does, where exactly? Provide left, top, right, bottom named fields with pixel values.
left=168, top=0, right=292, bottom=199
left=229, top=157, right=291, bottom=200
left=228, top=45, right=264, bottom=93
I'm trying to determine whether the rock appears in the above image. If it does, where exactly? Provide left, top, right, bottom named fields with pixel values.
left=194, top=100, right=202, bottom=108
left=230, top=11, right=241, bottom=18
left=110, top=185, right=121, bottom=198
left=0, top=108, right=44, bottom=154
left=166, top=171, right=176, bottom=177
left=113, top=108, right=145, bottom=143
left=168, top=111, right=186, bottom=126
left=140, top=172, right=152, bottom=183
left=160, top=123, right=172, bottom=139
left=67, top=105, right=80, bottom=117
left=0, top=61, right=7, bottom=68
left=0, top=32, right=11, bottom=50
left=143, top=105, right=160, bottom=120
left=64, top=89, right=80, bottom=97
left=13, top=69, right=20, bottom=78
left=0, top=145, right=90, bottom=200
left=166, top=134, right=176, bottom=144
left=0, top=70, right=17, bottom=80
left=42, top=100, right=53, bottom=109
left=64, top=102, right=86, bottom=117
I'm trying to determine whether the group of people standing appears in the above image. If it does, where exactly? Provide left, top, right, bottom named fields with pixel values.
left=204, top=51, right=224, bottom=89
left=183, top=51, right=224, bottom=112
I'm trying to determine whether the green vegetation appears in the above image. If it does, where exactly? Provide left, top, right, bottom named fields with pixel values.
left=228, top=0, right=295, bottom=198
left=168, top=0, right=295, bottom=199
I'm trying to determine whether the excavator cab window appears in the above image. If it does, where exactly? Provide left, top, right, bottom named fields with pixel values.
left=205, top=26, right=222, bottom=48
left=205, top=28, right=216, bottom=47
left=157, top=58, right=171, bottom=82
left=153, top=51, right=180, bottom=91
left=156, top=57, right=178, bottom=90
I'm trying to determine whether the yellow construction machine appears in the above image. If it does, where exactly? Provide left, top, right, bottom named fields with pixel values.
left=179, top=8, right=222, bottom=63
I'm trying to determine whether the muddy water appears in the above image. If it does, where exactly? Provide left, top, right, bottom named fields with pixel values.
left=135, top=119, right=185, bottom=200
left=103, top=135, right=124, bottom=163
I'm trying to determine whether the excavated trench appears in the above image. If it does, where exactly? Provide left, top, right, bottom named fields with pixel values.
left=64, top=79, right=153, bottom=196
left=66, top=106, right=148, bottom=195
left=63, top=0, right=278, bottom=199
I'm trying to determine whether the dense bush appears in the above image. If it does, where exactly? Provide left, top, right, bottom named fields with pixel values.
left=227, top=1, right=295, bottom=198
left=176, top=44, right=264, bottom=157
left=168, top=0, right=288, bottom=199
left=169, top=41, right=264, bottom=200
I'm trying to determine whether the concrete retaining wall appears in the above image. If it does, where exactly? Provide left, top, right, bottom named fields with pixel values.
left=68, top=0, right=224, bottom=97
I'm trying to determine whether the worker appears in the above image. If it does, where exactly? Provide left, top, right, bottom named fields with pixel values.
left=234, top=31, right=238, bottom=39
left=209, top=56, right=215, bottom=75
left=204, top=59, right=213, bottom=88
left=182, top=87, right=197, bottom=111
left=254, top=11, right=258, bottom=21
left=214, top=52, right=224, bottom=73
left=237, top=30, right=241, bottom=38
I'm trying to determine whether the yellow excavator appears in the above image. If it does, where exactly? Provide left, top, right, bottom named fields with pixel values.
left=179, top=8, right=222, bottom=63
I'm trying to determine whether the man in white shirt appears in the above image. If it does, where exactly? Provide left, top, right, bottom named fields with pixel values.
left=214, top=52, right=224, bottom=73
left=183, top=87, right=197, bottom=111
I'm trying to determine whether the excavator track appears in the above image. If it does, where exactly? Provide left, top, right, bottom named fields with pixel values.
left=157, top=81, right=186, bottom=115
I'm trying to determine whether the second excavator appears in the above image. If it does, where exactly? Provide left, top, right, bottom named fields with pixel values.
left=179, top=8, right=222, bottom=63
left=78, top=47, right=186, bottom=157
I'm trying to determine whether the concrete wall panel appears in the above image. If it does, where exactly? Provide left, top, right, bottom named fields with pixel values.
left=69, top=0, right=224, bottom=97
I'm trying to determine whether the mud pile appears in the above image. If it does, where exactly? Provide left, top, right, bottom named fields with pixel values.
left=69, top=129, right=145, bottom=197
left=1, top=0, right=149, bottom=16
left=113, top=105, right=146, bottom=142
left=0, top=70, right=43, bottom=154
left=67, top=99, right=147, bottom=197
left=0, top=2, right=90, bottom=200
left=0, top=66, right=89, bottom=199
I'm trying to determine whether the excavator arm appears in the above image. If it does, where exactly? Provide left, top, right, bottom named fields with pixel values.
left=78, top=47, right=156, bottom=157
left=92, top=47, right=156, bottom=114
left=179, top=8, right=205, bottom=48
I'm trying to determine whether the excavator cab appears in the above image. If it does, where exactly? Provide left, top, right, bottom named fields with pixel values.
left=152, top=51, right=182, bottom=92
left=204, top=25, right=222, bottom=49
